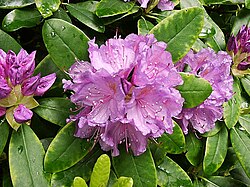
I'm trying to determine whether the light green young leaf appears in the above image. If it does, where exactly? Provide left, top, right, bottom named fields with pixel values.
left=73, top=177, right=88, bottom=187
left=35, top=0, right=61, bottom=18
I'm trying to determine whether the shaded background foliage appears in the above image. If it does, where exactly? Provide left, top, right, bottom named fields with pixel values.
left=1, top=0, right=250, bottom=186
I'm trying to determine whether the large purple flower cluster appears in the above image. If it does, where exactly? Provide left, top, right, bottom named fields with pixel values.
left=175, top=48, right=233, bottom=134
left=227, top=25, right=250, bottom=75
left=63, top=34, right=184, bottom=156
left=124, top=0, right=174, bottom=11
left=0, top=49, right=56, bottom=130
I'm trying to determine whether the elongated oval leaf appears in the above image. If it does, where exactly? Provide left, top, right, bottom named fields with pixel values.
left=177, top=73, right=212, bottom=108
left=223, top=80, right=241, bottom=129
left=52, top=7, right=72, bottom=23
left=0, top=119, right=9, bottom=155
left=0, top=29, right=21, bottom=53
left=231, top=127, right=250, bottom=177
left=96, top=0, right=135, bottom=17
left=0, top=0, right=33, bottom=8
left=185, top=132, right=203, bottom=166
left=90, top=154, right=110, bottom=187
left=239, top=114, right=250, bottom=135
left=66, top=3, right=105, bottom=33
left=157, top=156, right=193, bottom=187
left=113, top=148, right=157, bottom=187
left=9, top=125, right=49, bottom=187
left=203, top=126, right=228, bottom=175
left=42, top=18, right=89, bottom=72
left=33, top=97, right=75, bottom=126
left=231, top=8, right=250, bottom=35
left=149, top=7, right=204, bottom=62
left=138, top=18, right=154, bottom=35
left=2, top=9, right=43, bottom=32
left=204, top=176, right=246, bottom=187
left=241, top=75, right=250, bottom=97
left=112, top=177, right=133, bottom=187
left=35, top=0, right=61, bottom=18
left=44, top=122, right=92, bottom=173
left=51, top=147, right=103, bottom=187
left=73, top=177, right=88, bottom=187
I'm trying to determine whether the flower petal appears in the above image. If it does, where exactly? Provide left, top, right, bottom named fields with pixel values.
left=34, top=73, right=56, bottom=96
left=13, top=104, right=33, bottom=123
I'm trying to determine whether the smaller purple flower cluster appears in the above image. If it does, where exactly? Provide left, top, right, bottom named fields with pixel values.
left=175, top=48, right=233, bottom=134
left=0, top=49, right=56, bottom=130
left=63, top=34, right=184, bottom=156
left=227, top=25, right=250, bottom=74
left=124, top=0, right=174, bottom=11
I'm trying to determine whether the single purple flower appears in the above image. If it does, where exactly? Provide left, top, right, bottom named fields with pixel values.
left=176, top=48, right=233, bottom=134
left=0, top=49, right=56, bottom=130
left=13, top=104, right=33, bottom=123
left=64, top=34, right=183, bottom=156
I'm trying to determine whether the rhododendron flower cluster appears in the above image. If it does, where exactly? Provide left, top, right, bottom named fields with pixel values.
left=227, top=25, right=250, bottom=76
left=0, top=49, right=56, bottom=130
left=63, top=34, right=184, bottom=156
left=175, top=48, right=233, bottom=134
left=124, top=0, right=174, bottom=11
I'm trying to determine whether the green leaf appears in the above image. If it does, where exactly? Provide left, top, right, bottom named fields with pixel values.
left=2, top=8, right=43, bottom=32
left=51, top=147, right=103, bottom=187
left=0, top=29, right=21, bottom=53
left=203, top=126, right=228, bottom=175
left=156, top=122, right=185, bottom=154
left=9, top=125, right=49, bottom=187
left=73, top=177, right=88, bottom=187
left=90, top=154, right=110, bottom=187
left=223, top=80, right=241, bottom=129
left=157, top=156, right=192, bottom=187
left=113, top=148, right=157, bottom=187
left=0, top=0, right=33, bottom=8
left=204, top=176, right=246, bottom=187
left=33, top=97, right=75, bottom=127
left=241, top=75, right=250, bottom=97
left=230, top=162, right=250, bottom=186
left=112, top=177, right=133, bottom=187
left=185, top=132, right=203, bottom=166
left=177, top=73, right=212, bottom=108
left=231, top=127, right=250, bottom=177
left=96, top=0, right=135, bottom=18
left=44, top=122, right=93, bottom=173
left=52, top=7, right=72, bottom=23
left=66, top=3, right=105, bottom=33
left=149, top=7, right=204, bottom=62
left=201, top=121, right=223, bottom=137
left=231, top=8, right=250, bottom=35
left=0, top=119, right=9, bottom=155
left=107, top=170, right=117, bottom=187
left=246, top=0, right=250, bottom=9
left=137, top=18, right=154, bottom=35
left=42, top=19, right=89, bottom=71
left=239, top=114, right=250, bottom=135
left=180, top=0, right=226, bottom=51
left=35, top=0, right=61, bottom=18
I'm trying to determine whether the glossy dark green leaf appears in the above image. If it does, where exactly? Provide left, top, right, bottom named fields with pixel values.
left=35, top=0, right=61, bottom=18
left=201, top=121, right=223, bottom=137
left=137, top=18, right=154, bottom=35
left=185, top=132, right=203, bottom=166
left=0, top=119, right=9, bottom=155
left=204, top=176, right=246, bottom=187
left=90, top=154, right=110, bottom=187
left=150, top=7, right=204, bottom=62
left=66, top=3, right=105, bottom=33
left=113, top=148, right=157, bottom=187
left=156, top=122, right=185, bottom=154
left=44, top=122, right=92, bottom=173
left=203, top=126, right=228, bottom=175
left=96, top=0, right=135, bottom=17
left=180, top=0, right=226, bottom=51
left=239, top=115, right=250, bottom=135
left=0, top=0, right=33, bottom=8
left=157, top=156, right=192, bottom=187
left=223, top=80, right=241, bottom=129
left=231, top=127, right=250, bottom=177
left=73, top=177, right=88, bottom=187
left=230, top=162, right=250, bottom=186
left=42, top=19, right=89, bottom=71
left=33, top=97, right=75, bottom=127
left=231, top=8, right=250, bottom=35
left=50, top=147, right=103, bottom=187
left=112, top=177, right=133, bottom=187
left=177, top=73, right=212, bottom=108
left=52, top=7, right=72, bottom=23
left=2, top=9, right=43, bottom=32
left=9, top=125, right=49, bottom=187
left=241, top=75, right=250, bottom=97
left=0, top=29, right=21, bottom=53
